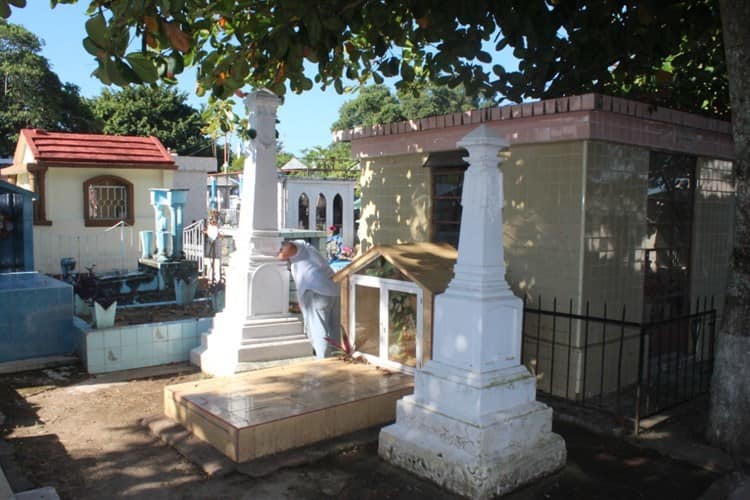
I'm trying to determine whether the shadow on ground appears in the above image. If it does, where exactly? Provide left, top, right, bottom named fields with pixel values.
left=0, top=364, right=725, bottom=499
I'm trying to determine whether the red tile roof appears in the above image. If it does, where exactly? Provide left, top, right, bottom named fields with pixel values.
left=18, top=129, right=176, bottom=169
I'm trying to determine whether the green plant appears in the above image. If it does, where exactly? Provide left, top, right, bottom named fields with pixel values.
left=326, top=330, right=356, bottom=358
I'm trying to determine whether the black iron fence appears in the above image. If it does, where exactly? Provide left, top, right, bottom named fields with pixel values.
left=521, top=297, right=716, bottom=434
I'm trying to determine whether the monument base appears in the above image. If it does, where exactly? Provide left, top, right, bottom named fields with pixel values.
left=190, top=313, right=312, bottom=376
left=379, top=367, right=566, bottom=499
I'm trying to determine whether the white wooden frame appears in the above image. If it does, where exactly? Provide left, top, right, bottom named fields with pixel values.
left=349, top=274, right=424, bottom=374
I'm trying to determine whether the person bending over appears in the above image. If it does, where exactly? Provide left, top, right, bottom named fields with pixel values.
left=277, top=240, right=341, bottom=358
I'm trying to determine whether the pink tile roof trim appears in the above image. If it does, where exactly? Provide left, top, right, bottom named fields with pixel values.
left=19, top=129, right=176, bottom=168
left=332, top=93, right=731, bottom=142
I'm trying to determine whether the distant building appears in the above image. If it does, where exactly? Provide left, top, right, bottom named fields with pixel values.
left=2, top=129, right=213, bottom=273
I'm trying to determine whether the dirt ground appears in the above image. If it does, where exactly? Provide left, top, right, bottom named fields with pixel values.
left=0, top=362, right=720, bottom=499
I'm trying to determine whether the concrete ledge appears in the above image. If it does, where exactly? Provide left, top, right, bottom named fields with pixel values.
left=0, top=356, right=78, bottom=375
left=143, top=414, right=382, bottom=479
left=1, top=464, right=60, bottom=500
left=1, top=463, right=13, bottom=500
left=14, top=486, right=60, bottom=499
left=141, top=415, right=236, bottom=478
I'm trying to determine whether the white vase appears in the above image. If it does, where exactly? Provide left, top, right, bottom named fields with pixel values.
left=174, top=278, right=198, bottom=305
left=74, top=294, right=91, bottom=317
left=93, top=301, right=117, bottom=329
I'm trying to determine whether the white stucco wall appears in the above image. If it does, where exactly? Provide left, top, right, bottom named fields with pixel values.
left=279, top=177, right=356, bottom=247
left=173, top=155, right=216, bottom=225
left=25, top=167, right=175, bottom=274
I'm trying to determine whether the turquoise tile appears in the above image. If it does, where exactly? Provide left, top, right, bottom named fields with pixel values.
left=182, top=336, right=198, bottom=353
left=105, top=361, right=122, bottom=372
left=121, top=327, right=138, bottom=346
left=136, top=327, right=152, bottom=345
left=104, top=329, right=121, bottom=348
left=87, top=332, right=104, bottom=350
left=182, top=321, right=196, bottom=338
left=122, top=344, right=137, bottom=363
left=167, top=323, right=182, bottom=341
left=153, top=325, right=168, bottom=343
left=106, top=346, right=122, bottom=363
left=153, top=341, right=169, bottom=362
left=88, top=363, right=105, bottom=374
left=87, top=347, right=105, bottom=369
left=136, top=343, right=154, bottom=362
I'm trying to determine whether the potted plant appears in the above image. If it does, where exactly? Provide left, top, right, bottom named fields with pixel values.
left=72, top=266, right=97, bottom=318
left=173, top=264, right=199, bottom=305
left=93, top=295, right=118, bottom=329
left=74, top=266, right=118, bottom=328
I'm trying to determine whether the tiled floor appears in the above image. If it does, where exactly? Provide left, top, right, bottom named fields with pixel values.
left=164, top=358, right=414, bottom=462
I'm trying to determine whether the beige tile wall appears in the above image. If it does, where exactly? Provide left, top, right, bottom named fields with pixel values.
left=570, top=142, right=649, bottom=396
left=503, top=142, right=585, bottom=304
left=691, top=158, right=734, bottom=317
left=581, top=141, right=649, bottom=321
left=357, top=153, right=431, bottom=252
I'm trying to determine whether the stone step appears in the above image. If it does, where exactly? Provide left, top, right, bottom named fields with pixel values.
left=238, top=337, right=312, bottom=362
left=241, top=318, right=303, bottom=339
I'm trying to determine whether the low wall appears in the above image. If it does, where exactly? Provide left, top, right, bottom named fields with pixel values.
left=0, top=272, right=74, bottom=362
left=78, top=316, right=213, bottom=374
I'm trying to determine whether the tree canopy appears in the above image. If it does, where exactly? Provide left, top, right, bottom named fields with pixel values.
left=0, top=0, right=727, bottom=121
left=332, top=83, right=482, bottom=130
left=89, top=85, right=212, bottom=155
left=0, top=19, right=95, bottom=156
left=331, top=85, right=402, bottom=131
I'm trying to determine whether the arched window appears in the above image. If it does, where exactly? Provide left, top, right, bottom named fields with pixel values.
left=316, top=193, right=326, bottom=230
left=333, top=194, right=343, bottom=229
left=298, top=193, right=309, bottom=229
left=83, top=175, right=134, bottom=227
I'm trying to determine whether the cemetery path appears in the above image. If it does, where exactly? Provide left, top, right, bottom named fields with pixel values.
left=0, top=363, right=721, bottom=499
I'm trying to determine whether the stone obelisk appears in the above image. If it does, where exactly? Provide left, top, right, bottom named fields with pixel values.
left=191, top=90, right=311, bottom=376
left=379, top=125, right=566, bottom=499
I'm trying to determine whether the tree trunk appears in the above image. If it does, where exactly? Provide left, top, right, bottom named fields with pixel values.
left=708, top=0, right=750, bottom=459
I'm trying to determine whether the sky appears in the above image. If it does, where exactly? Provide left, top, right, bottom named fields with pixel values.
left=8, top=2, right=517, bottom=157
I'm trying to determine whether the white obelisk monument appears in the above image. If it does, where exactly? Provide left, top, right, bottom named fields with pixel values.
left=191, top=90, right=311, bottom=375
left=379, top=125, right=566, bottom=498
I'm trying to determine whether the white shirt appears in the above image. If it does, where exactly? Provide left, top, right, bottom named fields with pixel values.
left=288, top=240, right=340, bottom=298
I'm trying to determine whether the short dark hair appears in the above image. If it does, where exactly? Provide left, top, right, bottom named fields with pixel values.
left=279, top=240, right=295, bottom=252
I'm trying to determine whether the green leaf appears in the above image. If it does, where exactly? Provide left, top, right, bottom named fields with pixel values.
left=380, top=58, right=399, bottom=77
left=85, top=13, right=108, bottom=49
left=92, top=64, right=112, bottom=86
left=165, top=53, right=185, bottom=76
left=126, top=52, right=158, bottom=83
left=8, top=0, right=26, bottom=7
left=104, top=57, right=129, bottom=86
left=477, top=51, right=492, bottom=64
left=83, top=37, right=101, bottom=57
left=306, top=13, right=321, bottom=44
left=400, top=61, right=415, bottom=82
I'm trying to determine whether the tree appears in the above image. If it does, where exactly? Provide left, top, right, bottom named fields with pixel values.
left=707, top=0, right=750, bottom=459
left=0, top=19, right=95, bottom=156
left=398, top=83, right=482, bottom=121
left=331, top=83, right=482, bottom=131
left=2, top=0, right=749, bottom=459
left=90, top=86, right=211, bottom=156
left=299, top=142, right=357, bottom=179
left=331, top=85, right=402, bottom=131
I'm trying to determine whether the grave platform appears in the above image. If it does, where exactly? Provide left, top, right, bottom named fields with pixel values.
left=164, top=358, right=413, bottom=462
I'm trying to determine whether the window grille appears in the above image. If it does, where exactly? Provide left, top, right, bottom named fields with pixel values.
left=89, top=184, right=128, bottom=220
